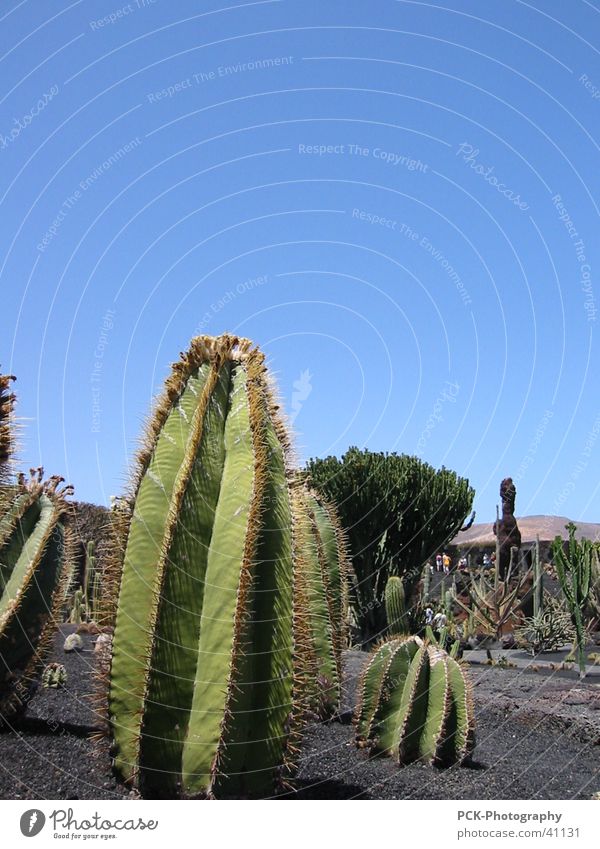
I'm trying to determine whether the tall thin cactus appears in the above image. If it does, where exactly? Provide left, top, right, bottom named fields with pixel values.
left=533, top=534, right=543, bottom=620
left=0, top=371, right=16, bottom=486
left=421, top=563, right=431, bottom=604
left=385, top=576, right=409, bottom=636
left=552, top=523, right=592, bottom=678
left=83, top=540, right=101, bottom=621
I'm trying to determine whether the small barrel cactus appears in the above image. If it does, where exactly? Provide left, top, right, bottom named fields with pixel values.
left=385, top=576, right=409, bottom=636
left=355, top=635, right=474, bottom=766
left=106, top=335, right=319, bottom=798
left=42, top=662, right=67, bottom=689
left=0, top=469, right=75, bottom=716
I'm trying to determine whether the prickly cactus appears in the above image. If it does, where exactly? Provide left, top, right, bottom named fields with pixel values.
left=106, top=335, right=315, bottom=798
left=0, top=469, right=75, bottom=716
left=68, top=587, right=84, bottom=625
left=292, top=486, right=348, bottom=716
left=355, top=635, right=474, bottom=766
left=385, top=576, right=409, bottom=636
left=0, top=370, right=16, bottom=481
left=552, top=523, right=593, bottom=678
left=42, top=662, right=67, bottom=688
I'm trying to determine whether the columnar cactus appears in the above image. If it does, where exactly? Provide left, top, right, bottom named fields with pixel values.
left=0, top=469, right=74, bottom=716
left=421, top=564, right=431, bottom=604
left=81, top=540, right=101, bottom=622
left=355, top=635, right=474, bottom=766
left=106, top=335, right=315, bottom=798
left=552, top=523, right=593, bottom=678
left=533, top=534, right=543, bottom=620
left=385, top=576, right=409, bottom=636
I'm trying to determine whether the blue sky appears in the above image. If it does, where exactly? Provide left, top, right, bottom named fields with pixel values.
left=1, top=0, right=599, bottom=523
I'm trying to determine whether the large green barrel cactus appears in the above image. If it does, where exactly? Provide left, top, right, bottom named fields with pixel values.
left=385, top=576, right=409, bottom=636
left=106, top=335, right=313, bottom=798
left=355, top=635, right=474, bottom=766
left=292, top=486, right=348, bottom=716
left=0, top=469, right=75, bottom=717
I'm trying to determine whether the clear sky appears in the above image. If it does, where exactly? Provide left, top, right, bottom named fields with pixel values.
left=1, top=0, right=599, bottom=524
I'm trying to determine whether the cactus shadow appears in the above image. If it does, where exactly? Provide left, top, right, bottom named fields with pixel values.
left=278, top=778, right=373, bottom=799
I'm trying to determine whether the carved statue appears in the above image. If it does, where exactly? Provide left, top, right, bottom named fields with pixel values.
left=492, top=477, right=521, bottom=580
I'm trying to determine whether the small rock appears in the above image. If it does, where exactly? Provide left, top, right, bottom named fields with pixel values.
left=563, top=691, right=588, bottom=706
left=94, top=633, right=112, bottom=654
left=64, top=633, right=83, bottom=653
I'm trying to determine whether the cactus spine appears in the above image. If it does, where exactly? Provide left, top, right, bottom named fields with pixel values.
left=106, top=335, right=318, bottom=798
left=552, top=523, right=592, bottom=678
left=355, top=635, right=474, bottom=766
left=385, top=576, right=409, bottom=636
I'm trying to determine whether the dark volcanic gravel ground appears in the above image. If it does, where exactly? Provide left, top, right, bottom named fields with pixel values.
left=283, top=653, right=600, bottom=799
left=1, top=634, right=599, bottom=800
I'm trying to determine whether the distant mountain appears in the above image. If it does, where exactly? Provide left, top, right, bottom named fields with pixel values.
left=450, top=515, right=600, bottom=546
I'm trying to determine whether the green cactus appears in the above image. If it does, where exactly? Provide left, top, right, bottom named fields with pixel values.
left=68, top=587, right=84, bottom=625
left=355, top=635, right=474, bottom=767
left=586, top=544, right=600, bottom=624
left=42, top=662, right=67, bottom=688
left=106, top=335, right=319, bottom=798
left=80, top=540, right=101, bottom=622
left=385, top=576, right=409, bottom=636
left=306, top=490, right=349, bottom=660
left=552, top=523, right=593, bottom=678
left=293, top=487, right=349, bottom=716
left=421, top=564, right=431, bottom=604
left=0, top=371, right=16, bottom=483
left=0, top=468, right=75, bottom=717
left=533, top=534, right=543, bottom=620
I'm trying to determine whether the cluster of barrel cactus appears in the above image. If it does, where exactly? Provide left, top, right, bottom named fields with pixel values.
left=2, top=339, right=478, bottom=797
left=355, top=635, right=474, bottom=766
left=0, top=370, right=75, bottom=718
left=104, top=335, right=349, bottom=798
